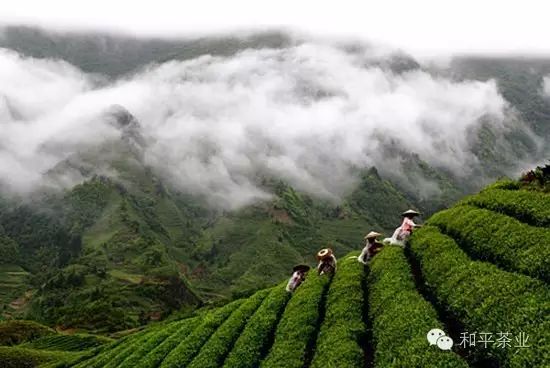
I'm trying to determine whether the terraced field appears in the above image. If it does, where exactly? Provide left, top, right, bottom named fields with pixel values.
left=0, top=264, right=31, bottom=317
left=3, top=183, right=549, bottom=367
left=21, top=334, right=113, bottom=352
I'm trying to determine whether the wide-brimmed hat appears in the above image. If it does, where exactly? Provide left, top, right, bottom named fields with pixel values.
left=293, top=264, right=311, bottom=273
left=401, top=209, right=420, bottom=217
left=316, top=248, right=333, bottom=260
left=364, top=231, right=382, bottom=239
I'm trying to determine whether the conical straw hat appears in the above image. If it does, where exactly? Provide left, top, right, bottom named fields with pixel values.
left=316, top=248, right=333, bottom=260
left=401, top=209, right=420, bottom=217
left=364, top=231, right=382, bottom=239
left=293, top=264, right=311, bottom=272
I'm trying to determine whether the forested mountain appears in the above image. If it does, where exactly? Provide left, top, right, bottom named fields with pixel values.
left=0, top=26, right=294, bottom=77
left=0, top=101, right=418, bottom=331
left=0, top=25, right=549, bottom=333
left=1, top=170, right=548, bottom=368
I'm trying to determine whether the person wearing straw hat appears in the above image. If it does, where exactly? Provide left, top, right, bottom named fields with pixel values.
left=358, top=231, right=383, bottom=264
left=316, top=248, right=337, bottom=276
left=286, top=264, right=310, bottom=292
left=384, top=209, right=422, bottom=246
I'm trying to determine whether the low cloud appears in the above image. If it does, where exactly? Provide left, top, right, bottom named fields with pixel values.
left=0, top=40, right=512, bottom=208
left=543, top=76, right=550, bottom=97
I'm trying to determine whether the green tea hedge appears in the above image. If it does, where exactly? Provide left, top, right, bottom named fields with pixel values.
left=223, top=283, right=290, bottom=368
left=159, top=299, right=244, bottom=368
left=23, top=334, right=112, bottom=351
left=0, top=346, right=76, bottom=368
left=103, top=329, right=165, bottom=368
left=461, top=188, right=550, bottom=227
left=428, top=205, right=550, bottom=281
left=117, top=320, right=185, bottom=368
left=41, top=349, right=97, bottom=368
left=368, top=246, right=468, bottom=368
left=74, top=328, right=152, bottom=368
left=410, top=226, right=550, bottom=367
left=260, top=272, right=330, bottom=368
left=310, top=252, right=366, bottom=368
left=482, top=179, right=521, bottom=191
left=134, top=317, right=200, bottom=368
left=188, top=289, right=270, bottom=368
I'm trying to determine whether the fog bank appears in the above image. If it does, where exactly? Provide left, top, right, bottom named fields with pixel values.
left=0, top=41, right=515, bottom=208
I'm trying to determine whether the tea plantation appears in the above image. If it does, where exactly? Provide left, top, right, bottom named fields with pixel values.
left=1, top=182, right=548, bottom=367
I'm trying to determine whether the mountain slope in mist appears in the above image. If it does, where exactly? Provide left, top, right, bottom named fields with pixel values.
left=5, top=172, right=548, bottom=368
left=1, top=26, right=547, bottom=203
left=0, top=104, right=417, bottom=330
left=0, top=26, right=294, bottom=77
left=0, top=136, right=418, bottom=330
left=1, top=26, right=550, bottom=331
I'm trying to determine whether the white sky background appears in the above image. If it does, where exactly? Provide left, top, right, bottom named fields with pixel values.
left=1, top=0, right=550, bottom=57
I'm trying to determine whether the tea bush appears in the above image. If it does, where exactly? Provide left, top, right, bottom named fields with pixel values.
left=410, top=226, right=550, bottom=367
left=260, top=272, right=330, bottom=368
left=310, top=253, right=366, bottom=368
left=428, top=205, right=549, bottom=281
left=222, top=283, right=290, bottom=368
left=368, top=246, right=468, bottom=368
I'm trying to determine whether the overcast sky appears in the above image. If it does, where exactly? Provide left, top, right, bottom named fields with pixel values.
left=1, top=0, right=549, bottom=57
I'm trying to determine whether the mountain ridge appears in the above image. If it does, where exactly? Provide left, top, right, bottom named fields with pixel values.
left=1, top=25, right=549, bottom=336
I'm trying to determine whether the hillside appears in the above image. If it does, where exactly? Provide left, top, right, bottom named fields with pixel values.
left=0, top=26, right=294, bottom=77
left=1, top=25, right=550, bottom=337
left=0, top=109, right=205, bottom=331
left=0, top=161, right=416, bottom=331
left=2, top=176, right=547, bottom=367
left=0, top=103, right=421, bottom=330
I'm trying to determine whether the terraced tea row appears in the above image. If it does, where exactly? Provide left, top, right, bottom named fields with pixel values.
left=187, top=289, right=270, bottom=368
left=47, top=199, right=549, bottom=368
left=222, top=284, right=290, bottom=368
left=22, top=333, right=112, bottom=352
left=460, top=187, right=550, bottom=227
left=368, top=246, right=468, bottom=367
left=410, top=226, right=550, bottom=367
left=135, top=317, right=201, bottom=368
left=0, top=346, right=79, bottom=367
left=260, top=269, right=331, bottom=368
left=117, top=320, right=191, bottom=368
left=428, top=205, right=550, bottom=282
left=160, top=300, right=245, bottom=368
left=309, top=253, right=365, bottom=368
left=61, top=249, right=470, bottom=368
left=74, top=328, right=154, bottom=368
